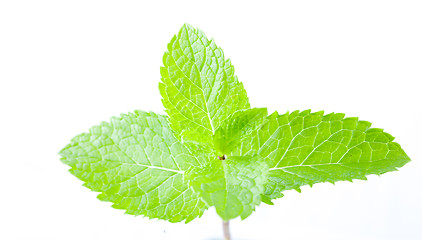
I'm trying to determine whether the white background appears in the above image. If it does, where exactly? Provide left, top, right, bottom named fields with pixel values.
left=1, top=1, right=421, bottom=239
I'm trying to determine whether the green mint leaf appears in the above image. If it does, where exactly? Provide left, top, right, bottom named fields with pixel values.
left=59, top=111, right=208, bottom=223
left=254, top=110, right=410, bottom=200
left=213, top=108, right=268, bottom=155
left=160, top=24, right=250, bottom=148
left=60, top=24, right=411, bottom=227
left=186, top=155, right=268, bottom=220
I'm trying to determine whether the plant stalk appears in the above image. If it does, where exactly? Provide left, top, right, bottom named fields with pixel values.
left=223, top=220, right=231, bottom=240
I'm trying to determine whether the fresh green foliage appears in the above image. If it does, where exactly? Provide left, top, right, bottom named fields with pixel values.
left=213, top=108, right=267, bottom=156
left=246, top=110, right=410, bottom=202
left=59, top=24, right=410, bottom=223
left=59, top=111, right=208, bottom=222
left=159, top=24, right=249, bottom=150
left=186, top=155, right=268, bottom=220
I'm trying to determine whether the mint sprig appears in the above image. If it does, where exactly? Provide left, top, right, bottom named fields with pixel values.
left=59, top=24, right=411, bottom=236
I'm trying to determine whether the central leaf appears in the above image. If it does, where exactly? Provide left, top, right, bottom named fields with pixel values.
left=213, top=108, right=268, bottom=156
left=186, top=155, right=268, bottom=220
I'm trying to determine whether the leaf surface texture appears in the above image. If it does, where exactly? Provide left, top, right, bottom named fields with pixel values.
left=160, top=24, right=250, bottom=148
left=253, top=110, right=410, bottom=200
left=59, top=111, right=208, bottom=222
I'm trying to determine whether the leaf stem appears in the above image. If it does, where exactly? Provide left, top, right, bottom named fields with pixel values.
left=223, top=220, right=231, bottom=240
